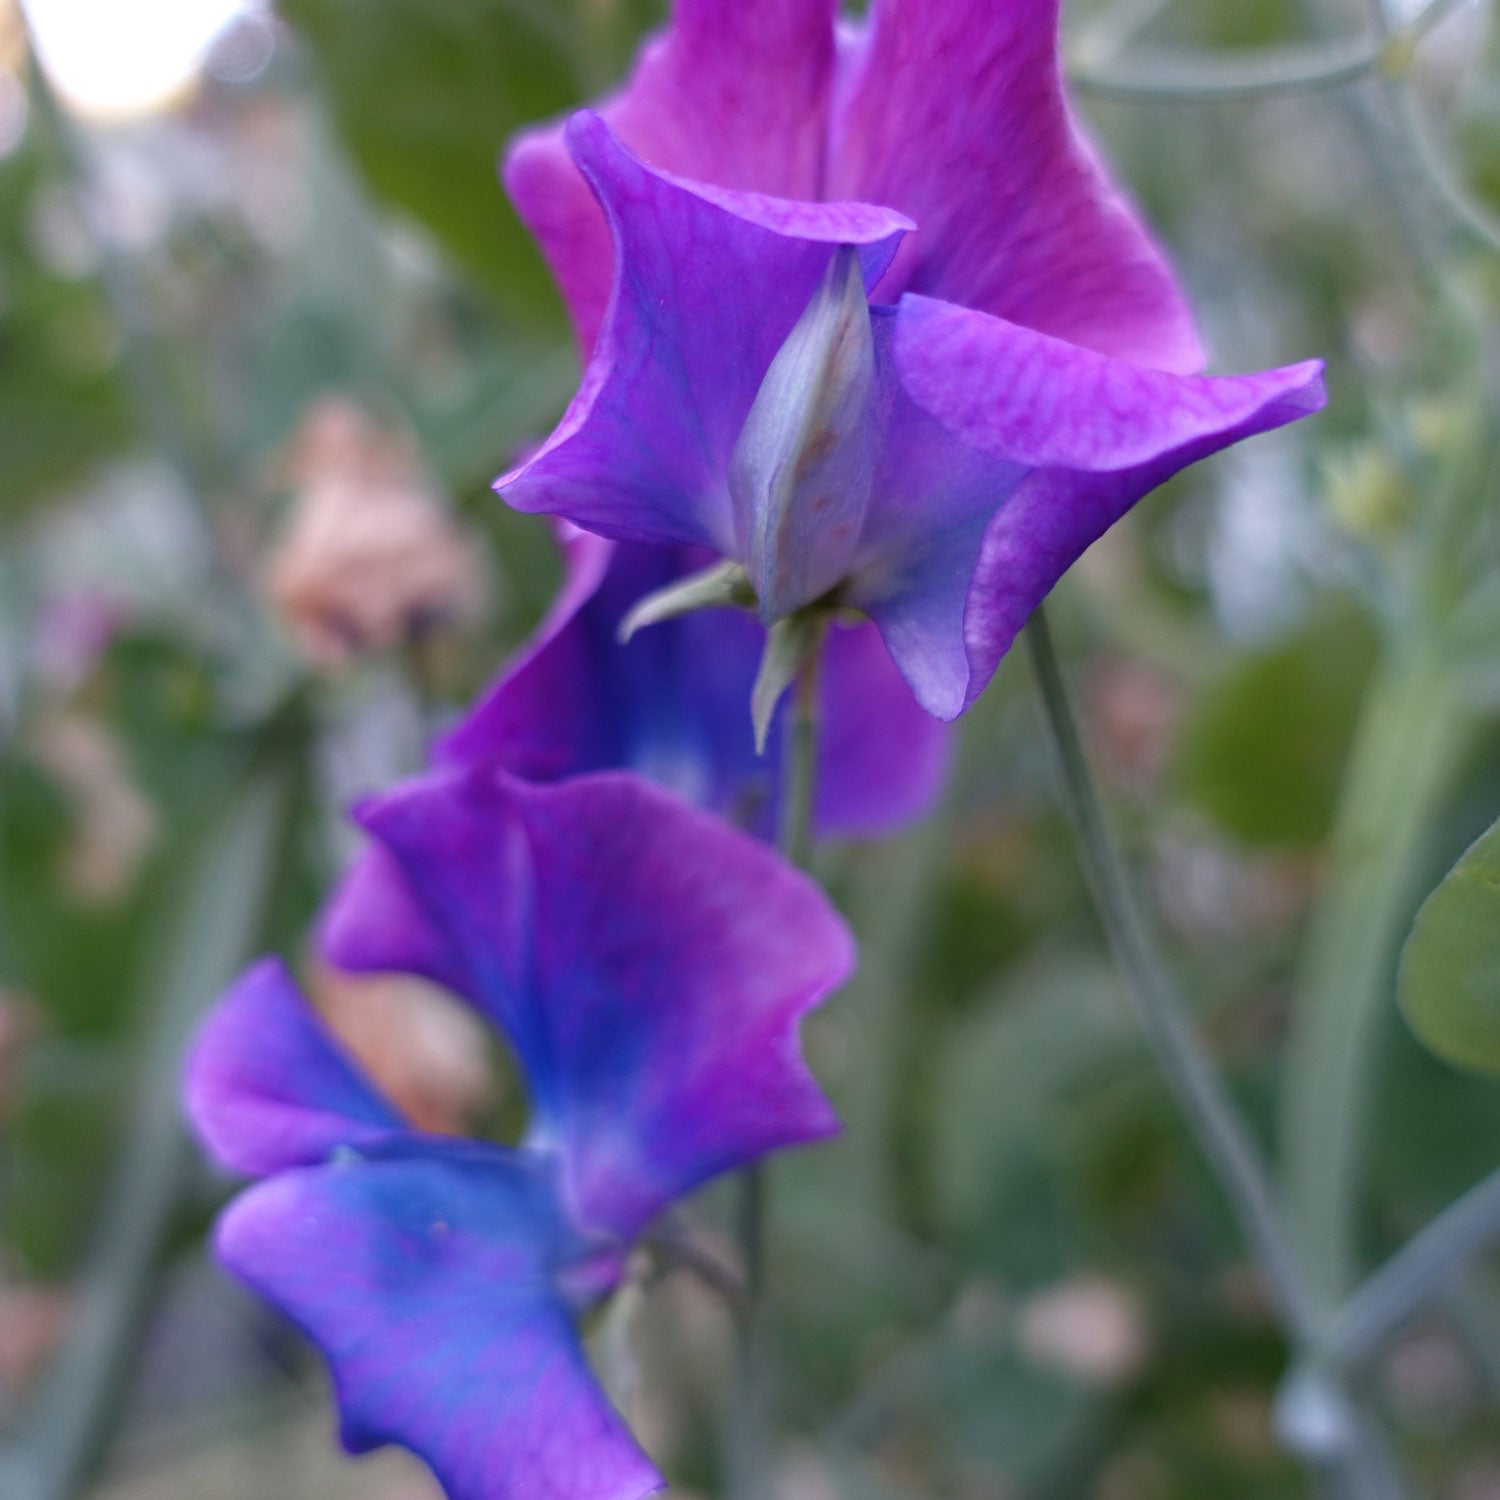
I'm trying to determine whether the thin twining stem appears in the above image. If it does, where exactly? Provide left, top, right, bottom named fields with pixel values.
left=1024, top=606, right=1317, bottom=1343
left=777, top=643, right=822, bottom=871
left=1359, top=0, right=1500, bottom=257
left=1072, top=0, right=1179, bottom=71
left=1068, top=0, right=1470, bottom=102
left=729, top=648, right=823, bottom=1500
left=1325, top=1165, right=1500, bottom=1370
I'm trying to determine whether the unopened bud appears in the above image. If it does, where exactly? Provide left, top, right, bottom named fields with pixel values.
left=730, top=246, right=875, bottom=624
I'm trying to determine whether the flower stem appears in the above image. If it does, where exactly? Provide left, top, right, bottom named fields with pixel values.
left=1279, top=647, right=1469, bottom=1306
left=730, top=651, right=822, bottom=1500
left=1024, top=605, right=1316, bottom=1341
left=1327, top=1164, right=1500, bottom=1369
left=1067, top=0, right=1468, bottom=103
left=777, top=653, right=821, bottom=871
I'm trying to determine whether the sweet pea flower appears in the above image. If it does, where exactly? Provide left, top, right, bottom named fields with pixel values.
left=495, top=2, right=1326, bottom=721
left=500, top=116, right=1323, bottom=720
left=507, top=0, right=1204, bottom=371
left=439, top=525, right=948, bottom=837
left=185, top=769, right=852, bottom=1500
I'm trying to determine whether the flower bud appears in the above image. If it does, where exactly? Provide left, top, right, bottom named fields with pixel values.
left=730, top=246, right=875, bottom=623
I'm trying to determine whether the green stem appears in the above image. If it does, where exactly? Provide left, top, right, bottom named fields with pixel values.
left=0, top=762, right=295, bottom=1500
left=1068, top=0, right=1468, bottom=102
left=1327, top=1163, right=1500, bottom=1369
left=1024, top=607, right=1316, bottom=1341
left=776, top=659, right=820, bottom=871
left=840, top=812, right=951, bottom=1218
left=1280, top=647, right=1469, bottom=1307
left=729, top=654, right=822, bottom=1500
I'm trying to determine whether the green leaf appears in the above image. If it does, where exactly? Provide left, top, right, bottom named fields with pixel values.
left=1177, top=609, right=1377, bottom=847
left=0, top=105, right=133, bottom=528
left=1399, top=817, right=1500, bottom=1074
left=279, top=0, right=599, bottom=324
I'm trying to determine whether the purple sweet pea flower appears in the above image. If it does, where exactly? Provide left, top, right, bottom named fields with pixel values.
left=505, top=0, right=1204, bottom=374
left=497, top=113, right=1325, bottom=720
left=185, top=769, right=853, bottom=1500
left=438, top=525, right=948, bottom=838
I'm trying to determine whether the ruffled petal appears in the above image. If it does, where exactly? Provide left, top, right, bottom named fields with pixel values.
left=829, top=0, right=1204, bottom=373
left=497, top=112, right=911, bottom=557
left=504, top=0, right=838, bottom=353
left=183, top=958, right=407, bottom=1177
left=217, top=1147, right=659, bottom=1500
left=323, top=768, right=851, bottom=1239
left=861, top=295, right=1325, bottom=718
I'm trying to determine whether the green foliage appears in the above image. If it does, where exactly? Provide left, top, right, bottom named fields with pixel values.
left=928, top=957, right=1132, bottom=1255
left=279, top=0, right=598, bottom=326
left=1399, top=815, right=1500, bottom=1074
left=1177, top=611, right=1377, bottom=847
left=0, top=109, right=132, bottom=529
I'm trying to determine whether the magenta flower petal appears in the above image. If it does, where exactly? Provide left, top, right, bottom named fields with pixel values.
left=437, top=526, right=624, bottom=788
left=890, top=295, right=1326, bottom=473
left=218, top=1150, right=659, bottom=1500
left=499, top=111, right=911, bottom=555
left=829, top=0, right=1204, bottom=372
left=506, top=0, right=837, bottom=353
left=317, top=843, right=466, bottom=999
left=438, top=528, right=948, bottom=838
left=817, top=619, right=952, bottom=831
left=859, top=295, right=1327, bottom=717
left=184, top=958, right=407, bottom=1176
left=323, top=768, right=851, bottom=1238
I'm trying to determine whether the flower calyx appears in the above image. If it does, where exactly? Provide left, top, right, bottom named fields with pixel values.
left=616, top=559, right=758, bottom=644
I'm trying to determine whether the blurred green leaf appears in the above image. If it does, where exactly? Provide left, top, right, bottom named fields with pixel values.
left=0, top=113, right=133, bottom=529
left=279, top=0, right=593, bottom=326
left=1176, top=610, right=1377, bottom=847
left=1159, top=0, right=1300, bottom=50
left=929, top=956, right=1133, bottom=1259
left=1399, top=816, right=1500, bottom=1074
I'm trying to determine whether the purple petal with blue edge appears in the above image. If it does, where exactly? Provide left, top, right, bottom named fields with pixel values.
left=860, top=294, right=1326, bottom=718
left=498, top=111, right=911, bottom=557
left=322, top=768, right=851, bottom=1239
left=505, top=0, right=839, bottom=354
left=217, top=1145, right=659, bottom=1500
left=183, top=957, right=408, bottom=1177
left=830, top=0, right=1204, bottom=373
left=437, top=528, right=948, bottom=839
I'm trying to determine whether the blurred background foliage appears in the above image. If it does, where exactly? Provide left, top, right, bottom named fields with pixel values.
left=3, top=0, right=1500, bottom=1497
